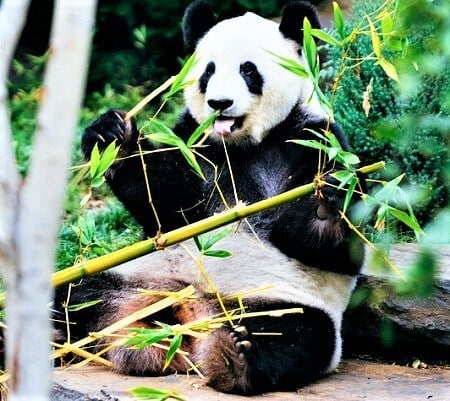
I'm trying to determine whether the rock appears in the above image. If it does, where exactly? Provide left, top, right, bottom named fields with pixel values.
left=343, top=244, right=450, bottom=363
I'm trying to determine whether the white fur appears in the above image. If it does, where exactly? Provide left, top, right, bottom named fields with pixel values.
left=184, top=12, right=328, bottom=144
left=113, top=226, right=355, bottom=373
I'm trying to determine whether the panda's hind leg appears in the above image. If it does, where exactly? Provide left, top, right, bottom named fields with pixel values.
left=197, top=303, right=336, bottom=394
left=104, top=281, right=211, bottom=375
left=55, top=273, right=210, bottom=375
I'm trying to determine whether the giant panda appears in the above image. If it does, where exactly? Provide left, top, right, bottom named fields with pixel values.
left=54, top=0, right=364, bottom=395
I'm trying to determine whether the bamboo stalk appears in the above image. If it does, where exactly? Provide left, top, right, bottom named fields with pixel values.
left=0, top=161, right=384, bottom=308
left=125, top=76, right=176, bottom=121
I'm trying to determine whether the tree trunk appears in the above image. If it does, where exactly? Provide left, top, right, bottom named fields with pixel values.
left=0, top=0, right=97, bottom=400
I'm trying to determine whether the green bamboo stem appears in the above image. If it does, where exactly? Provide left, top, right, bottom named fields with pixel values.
left=0, top=161, right=384, bottom=308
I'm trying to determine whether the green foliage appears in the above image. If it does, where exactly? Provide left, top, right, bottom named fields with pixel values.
left=326, top=0, right=449, bottom=225
left=129, top=386, right=184, bottom=401
left=144, top=119, right=205, bottom=179
left=55, top=200, right=141, bottom=270
left=8, top=53, right=47, bottom=176
left=126, top=322, right=183, bottom=371
left=194, top=228, right=234, bottom=258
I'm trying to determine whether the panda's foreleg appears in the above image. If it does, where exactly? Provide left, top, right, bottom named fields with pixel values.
left=269, top=192, right=364, bottom=275
left=197, top=303, right=336, bottom=395
left=81, top=109, right=206, bottom=237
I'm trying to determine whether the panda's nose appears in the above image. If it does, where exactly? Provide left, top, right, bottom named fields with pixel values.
left=207, top=99, right=234, bottom=111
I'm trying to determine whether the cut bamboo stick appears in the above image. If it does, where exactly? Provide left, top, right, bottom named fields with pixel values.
left=125, top=76, right=176, bottom=121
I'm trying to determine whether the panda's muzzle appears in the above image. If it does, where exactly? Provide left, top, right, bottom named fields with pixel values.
left=213, top=115, right=245, bottom=136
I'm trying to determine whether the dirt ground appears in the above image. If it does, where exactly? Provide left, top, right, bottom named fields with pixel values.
left=53, top=359, right=450, bottom=401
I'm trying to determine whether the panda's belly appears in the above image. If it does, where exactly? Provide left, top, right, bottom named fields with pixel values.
left=113, top=228, right=356, bottom=326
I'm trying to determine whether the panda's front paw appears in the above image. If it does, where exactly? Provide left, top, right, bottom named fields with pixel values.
left=317, top=175, right=345, bottom=216
left=81, top=109, right=139, bottom=159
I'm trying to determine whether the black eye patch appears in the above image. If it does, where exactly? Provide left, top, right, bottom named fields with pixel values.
left=199, top=61, right=215, bottom=93
left=240, top=61, right=263, bottom=95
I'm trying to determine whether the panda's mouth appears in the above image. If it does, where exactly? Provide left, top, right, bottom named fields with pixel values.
left=213, top=115, right=245, bottom=136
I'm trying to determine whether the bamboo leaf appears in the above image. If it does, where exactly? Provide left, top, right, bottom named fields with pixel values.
left=145, top=119, right=205, bottom=179
left=126, top=326, right=173, bottom=349
left=148, top=133, right=180, bottom=148
left=343, top=176, right=359, bottom=214
left=333, top=1, right=345, bottom=39
left=178, top=144, right=205, bottom=180
left=377, top=58, right=399, bottom=82
left=374, top=174, right=405, bottom=203
left=367, top=16, right=381, bottom=58
left=289, top=139, right=329, bottom=152
left=380, top=12, right=394, bottom=37
left=337, top=151, right=360, bottom=166
left=328, top=147, right=339, bottom=160
left=96, top=141, right=119, bottom=177
left=198, top=228, right=233, bottom=251
left=91, top=175, right=106, bottom=188
left=187, top=111, right=219, bottom=147
left=388, top=207, right=424, bottom=235
left=165, top=52, right=198, bottom=99
left=147, top=119, right=179, bottom=139
left=302, top=128, right=328, bottom=142
left=163, top=334, right=182, bottom=371
left=326, top=132, right=342, bottom=148
left=311, top=28, right=342, bottom=47
left=303, top=18, right=317, bottom=75
left=332, top=170, right=355, bottom=187
left=67, top=299, right=102, bottom=312
left=193, top=236, right=202, bottom=252
left=89, top=143, right=101, bottom=179
left=203, top=249, right=233, bottom=258
left=266, top=50, right=309, bottom=78
left=130, top=386, right=183, bottom=401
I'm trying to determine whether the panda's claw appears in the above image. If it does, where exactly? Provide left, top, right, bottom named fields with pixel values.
left=113, top=111, right=124, bottom=122
left=233, top=325, right=248, bottom=337
left=238, top=340, right=252, bottom=351
left=229, top=325, right=252, bottom=353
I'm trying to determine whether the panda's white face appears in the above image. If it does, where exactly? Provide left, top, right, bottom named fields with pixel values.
left=184, top=12, right=324, bottom=145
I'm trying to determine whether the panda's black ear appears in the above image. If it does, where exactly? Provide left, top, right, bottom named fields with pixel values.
left=182, top=1, right=216, bottom=52
left=279, top=1, right=321, bottom=45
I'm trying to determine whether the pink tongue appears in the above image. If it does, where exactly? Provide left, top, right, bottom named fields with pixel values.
left=214, top=118, right=235, bottom=136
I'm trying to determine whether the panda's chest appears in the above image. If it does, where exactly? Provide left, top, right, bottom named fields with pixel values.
left=227, top=145, right=294, bottom=202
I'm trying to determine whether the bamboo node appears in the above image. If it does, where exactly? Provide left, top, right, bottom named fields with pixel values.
left=155, top=234, right=168, bottom=250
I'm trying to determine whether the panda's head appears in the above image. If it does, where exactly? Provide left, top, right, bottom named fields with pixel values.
left=182, top=0, right=326, bottom=145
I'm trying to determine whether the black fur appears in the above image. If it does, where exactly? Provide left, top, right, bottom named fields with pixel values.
left=182, top=0, right=216, bottom=52
left=199, top=61, right=215, bottom=93
left=240, top=61, right=264, bottom=95
left=279, top=1, right=321, bottom=44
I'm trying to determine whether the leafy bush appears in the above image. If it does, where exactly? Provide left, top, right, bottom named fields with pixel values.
left=326, top=0, right=449, bottom=226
